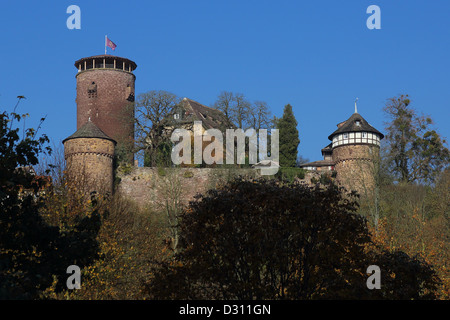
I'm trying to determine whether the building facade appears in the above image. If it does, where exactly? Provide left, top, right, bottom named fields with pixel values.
left=64, top=54, right=137, bottom=195
left=300, top=108, right=384, bottom=194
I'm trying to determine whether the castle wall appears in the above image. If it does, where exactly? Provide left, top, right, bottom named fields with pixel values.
left=117, top=167, right=257, bottom=209
left=64, top=137, right=115, bottom=195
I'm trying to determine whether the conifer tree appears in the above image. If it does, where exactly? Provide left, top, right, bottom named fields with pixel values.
left=277, top=104, right=300, bottom=167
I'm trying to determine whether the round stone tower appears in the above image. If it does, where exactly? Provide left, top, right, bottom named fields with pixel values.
left=328, top=108, right=384, bottom=194
left=74, top=54, right=137, bottom=162
left=63, top=120, right=116, bottom=195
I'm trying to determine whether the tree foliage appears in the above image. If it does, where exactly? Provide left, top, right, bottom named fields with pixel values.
left=248, top=100, right=272, bottom=130
left=277, top=104, right=300, bottom=167
left=213, top=91, right=273, bottom=130
left=134, top=90, right=181, bottom=167
left=362, top=167, right=450, bottom=299
left=0, top=106, right=101, bottom=299
left=145, top=177, right=440, bottom=299
left=383, top=94, right=450, bottom=184
left=213, top=91, right=251, bottom=129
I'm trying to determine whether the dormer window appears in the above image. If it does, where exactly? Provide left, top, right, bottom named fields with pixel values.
left=174, top=113, right=180, bottom=120
left=355, top=120, right=361, bottom=126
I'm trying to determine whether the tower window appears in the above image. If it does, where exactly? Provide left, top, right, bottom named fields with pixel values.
left=343, top=133, right=348, bottom=139
left=125, top=84, right=135, bottom=102
left=362, top=132, right=367, bottom=138
left=88, top=82, right=97, bottom=98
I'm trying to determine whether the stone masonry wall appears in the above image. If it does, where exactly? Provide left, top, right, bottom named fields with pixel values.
left=332, top=144, right=380, bottom=194
left=64, top=137, right=115, bottom=194
left=117, top=167, right=258, bottom=210
left=76, top=69, right=135, bottom=146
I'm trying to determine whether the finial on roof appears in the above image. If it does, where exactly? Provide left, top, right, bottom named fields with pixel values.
left=354, top=98, right=359, bottom=114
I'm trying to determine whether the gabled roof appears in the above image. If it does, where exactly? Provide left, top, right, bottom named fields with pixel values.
left=172, top=98, right=236, bottom=131
left=63, top=120, right=116, bottom=144
left=328, top=112, right=384, bottom=140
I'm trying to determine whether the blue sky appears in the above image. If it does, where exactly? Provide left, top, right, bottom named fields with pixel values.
left=1, top=0, right=449, bottom=163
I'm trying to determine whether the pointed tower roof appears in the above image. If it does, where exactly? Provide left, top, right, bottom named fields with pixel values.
left=328, top=112, right=384, bottom=141
left=63, top=120, right=117, bottom=144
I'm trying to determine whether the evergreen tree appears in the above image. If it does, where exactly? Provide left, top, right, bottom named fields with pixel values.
left=277, top=104, right=300, bottom=167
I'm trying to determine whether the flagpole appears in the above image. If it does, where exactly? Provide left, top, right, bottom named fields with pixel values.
left=105, top=35, right=107, bottom=54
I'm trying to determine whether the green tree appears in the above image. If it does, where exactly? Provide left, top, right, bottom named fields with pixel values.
left=0, top=102, right=101, bottom=299
left=277, top=104, right=300, bottom=167
left=383, top=95, right=450, bottom=184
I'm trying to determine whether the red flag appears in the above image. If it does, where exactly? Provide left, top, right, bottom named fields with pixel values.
left=106, top=36, right=117, bottom=51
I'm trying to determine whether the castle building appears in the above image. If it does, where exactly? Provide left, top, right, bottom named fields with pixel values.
left=300, top=103, right=384, bottom=194
left=74, top=54, right=137, bottom=163
left=63, top=119, right=116, bottom=195
left=64, top=54, right=137, bottom=195
left=169, top=97, right=235, bottom=132
left=64, top=52, right=383, bottom=197
left=300, top=144, right=334, bottom=172
left=149, top=97, right=235, bottom=167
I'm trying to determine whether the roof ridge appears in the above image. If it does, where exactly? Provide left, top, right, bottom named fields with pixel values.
left=184, top=97, right=219, bottom=112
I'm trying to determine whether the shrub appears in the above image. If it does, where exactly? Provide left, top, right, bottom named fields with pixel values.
left=183, top=171, right=194, bottom=178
